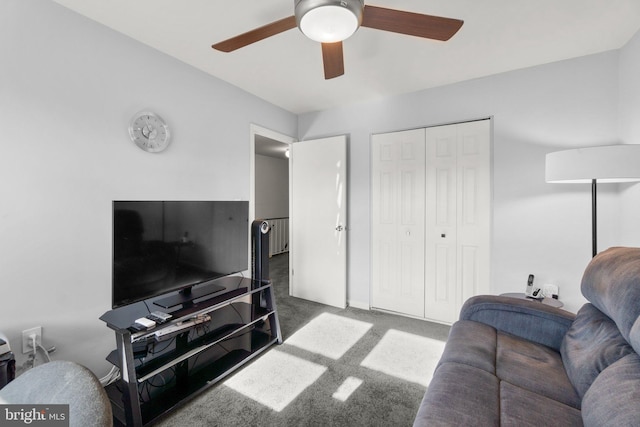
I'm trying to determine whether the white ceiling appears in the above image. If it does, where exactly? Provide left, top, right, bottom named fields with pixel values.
left=52, top=0, right=640, bottom=114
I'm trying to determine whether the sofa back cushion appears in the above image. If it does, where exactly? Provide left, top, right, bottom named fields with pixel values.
left=581, top=353, right=640, bottom=427
left=581, top=247, right=640, bottom=354
left=561, top=303, right=634, bottom=399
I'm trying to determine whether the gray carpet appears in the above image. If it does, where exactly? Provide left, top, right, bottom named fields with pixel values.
left=155, top=254, right=450, bottom=427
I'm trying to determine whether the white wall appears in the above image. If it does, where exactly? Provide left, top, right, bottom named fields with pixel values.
left=0, top=1, right=296, bottom=375
left=255, top=155, right=289, bottom=219
left=298, top=51, right=625, bottom=313
left=619, top=30, right=640, bottom=246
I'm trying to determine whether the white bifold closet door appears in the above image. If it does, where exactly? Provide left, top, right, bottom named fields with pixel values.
left=371, top=119, right=491, bottom=324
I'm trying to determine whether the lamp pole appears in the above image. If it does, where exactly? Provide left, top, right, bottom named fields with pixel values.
left=592, top=179, right=597, bottom=258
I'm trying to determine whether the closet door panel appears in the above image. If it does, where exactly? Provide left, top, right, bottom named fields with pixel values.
left=425, top=124, right=458, bottom=323
left=457, top=120, right=491, bottom=303
left=371, top=129, right=425, bottom=317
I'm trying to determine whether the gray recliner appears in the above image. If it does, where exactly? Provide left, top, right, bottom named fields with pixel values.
left=413, top=246, right=640, bottom=426
left=0, top=360, right=112, bottom=427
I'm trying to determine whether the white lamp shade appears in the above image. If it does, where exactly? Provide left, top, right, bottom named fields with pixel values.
left=299, top=5, right=359, bottom=42
left=295, top=0, right=364, bottom=43
left=545, top=145, right=640, bottom=183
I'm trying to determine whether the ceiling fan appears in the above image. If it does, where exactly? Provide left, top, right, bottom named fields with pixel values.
left=212, top=0, right=463, bottom=80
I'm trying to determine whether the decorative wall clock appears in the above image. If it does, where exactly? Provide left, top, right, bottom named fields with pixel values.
left=128, top=111, right=171, bottom=153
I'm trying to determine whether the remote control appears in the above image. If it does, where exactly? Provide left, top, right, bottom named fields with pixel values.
left=146, top=311, right=172, bottom=324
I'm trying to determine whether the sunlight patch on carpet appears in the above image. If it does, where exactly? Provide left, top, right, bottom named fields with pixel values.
left=332, top=376, right=363, bottom=402
left=285, top=312, right=373, bottom=359
left=360, top=329, right=445, bottom=387
left=224, top=349, right=326, bottom=412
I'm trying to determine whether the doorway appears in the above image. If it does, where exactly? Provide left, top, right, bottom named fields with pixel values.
left=250, top=127, right=349, bottom=309
left=250, top=125, right=295, bottom=284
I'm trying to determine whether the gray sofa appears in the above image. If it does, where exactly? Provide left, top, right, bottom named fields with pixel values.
left=414, top=246, right=640, bottom=426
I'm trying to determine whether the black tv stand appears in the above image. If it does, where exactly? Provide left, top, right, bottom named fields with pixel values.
left=153, top=280, right=227, bottom=309
left=99, top=276, right=282, bottom=427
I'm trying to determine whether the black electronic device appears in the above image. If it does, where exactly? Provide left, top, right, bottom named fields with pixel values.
left=0, top=335, right=15, bottom=390
left=525, top=274, right=535, bottom=297
left=112, top=200, right=249, bottom=309
left=251, top=220, right=270, bottom=286
left=251, top=220, right=270, bottom=311
left=0, top=350, right=15, bottom=390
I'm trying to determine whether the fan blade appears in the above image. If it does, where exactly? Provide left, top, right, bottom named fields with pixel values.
left=321, top=42, right=344, bottom=80
left=212, top=16, right=297, bottom=52
left=361, top=5, right=463, bottom=41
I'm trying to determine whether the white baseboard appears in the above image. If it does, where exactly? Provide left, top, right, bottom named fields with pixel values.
left=347, top=300, right=370, bottom=310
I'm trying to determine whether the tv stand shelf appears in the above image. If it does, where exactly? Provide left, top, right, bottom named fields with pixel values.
left=100, top=276, right=282, bottom=427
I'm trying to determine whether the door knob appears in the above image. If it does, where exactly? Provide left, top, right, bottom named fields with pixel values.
left=336, top=225, right=344, bottom=232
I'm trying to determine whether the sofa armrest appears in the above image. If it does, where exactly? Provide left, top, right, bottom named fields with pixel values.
left=460, top=295, right=576, bottom=351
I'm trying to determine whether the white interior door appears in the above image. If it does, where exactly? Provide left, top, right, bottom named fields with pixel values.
left=290, top=135, right=347, bottom=308
left=371, top=129, right=426, bottom=316
left=425, top=120, right=491, bottom=323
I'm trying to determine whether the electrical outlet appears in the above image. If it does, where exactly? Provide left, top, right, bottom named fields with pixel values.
left=22, top=326, right=42, bottom=354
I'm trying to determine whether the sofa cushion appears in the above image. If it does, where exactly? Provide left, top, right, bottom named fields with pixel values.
left=581, top=353, right=640, bottom=427
left=561, top=303, right=635, bottom=399
left=581, top=247, right=640, bottom=353
left=496, top=332, right=581, bottom=408
left=500, top=381, right=583, bottom=427
left=436, top=320, right=496, bottom=374
left=413, top=362, right=500, bottom=427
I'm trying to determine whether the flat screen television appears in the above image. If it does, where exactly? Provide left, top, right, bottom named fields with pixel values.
left=112, top=200, right=249, bottom=309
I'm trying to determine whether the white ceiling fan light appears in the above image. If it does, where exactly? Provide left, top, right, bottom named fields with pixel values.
left=295, top=0, right=365, bottom=43
left=213, top=0, right=464, bottom=80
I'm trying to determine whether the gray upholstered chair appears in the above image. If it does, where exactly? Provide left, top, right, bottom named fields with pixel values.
left=0, top=360, right=112, bottom=427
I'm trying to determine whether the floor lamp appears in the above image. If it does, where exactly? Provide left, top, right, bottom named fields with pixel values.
left=545, top=145, right=640, bottom=258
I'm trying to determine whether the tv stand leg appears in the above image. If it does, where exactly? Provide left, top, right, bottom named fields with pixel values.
left=115, top=329, right=143, bottom=427
left=175, top=333, right=189, bottom=391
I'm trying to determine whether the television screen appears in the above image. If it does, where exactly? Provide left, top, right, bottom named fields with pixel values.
left=112, top=200, right=249, bottom=309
